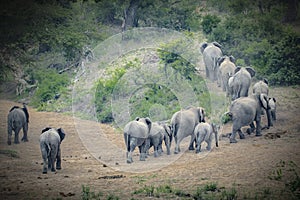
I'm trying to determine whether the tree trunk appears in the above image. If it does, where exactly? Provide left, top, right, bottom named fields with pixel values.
left=122, top=0, right=140, bottom=32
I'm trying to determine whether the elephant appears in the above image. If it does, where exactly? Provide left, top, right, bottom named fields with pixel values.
left=228, top=66, right=256, bottom=101
left=226, top=93, right=272, bottom=143
left=170, top=106, right=205, bottom=154
left=269, top=97, right=277, bottom=120
left=146, top=122, right=172, bottom=157
left=7, top=103, right=29, bottom=145
left=123, top=117, right=152, bottom=163
left=40, top=127, right=65, bottom=174
left=194, top=122, right=219, bottom=153
left=217, top=55, right=236, bottom=96
left=200, top=42, right=223, bottom=82
left=253, top=78, right=269, bottom=95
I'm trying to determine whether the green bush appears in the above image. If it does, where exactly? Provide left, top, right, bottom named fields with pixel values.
left=201, top=14, right=221, bottom=34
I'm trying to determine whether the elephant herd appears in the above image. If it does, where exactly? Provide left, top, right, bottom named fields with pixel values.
left=6, top=41, right=278, bottom=168
left=6, top=104, right=65, bottom=173
left=200, top=42, right=277, bottom=143
left=123, top=41, right=277, bottom=163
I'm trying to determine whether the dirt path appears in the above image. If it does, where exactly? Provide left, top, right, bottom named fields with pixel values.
left=0, top=86, right=300, bottom=199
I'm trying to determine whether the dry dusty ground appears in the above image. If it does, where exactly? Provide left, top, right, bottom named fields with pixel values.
left=0, top=85, right=300, bottom=199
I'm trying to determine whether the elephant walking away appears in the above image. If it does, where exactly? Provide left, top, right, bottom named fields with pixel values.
left=253, top=78, right=269, bottom=96
left=170, top=106, right=205, bottom=154
left=147, top=122, right=172, bottom=157
left=200, top=42, right=223, bottom=82
left=226, top=93, right=271, bottom=143
left=123, top=117, right=152, bottom=163
left=269, top=97, right=277, bottom=121
left=7, top=103, right=29, bottom=145
left=40, top=127, right=66, bottom=174
left=194, top=122, right=219, bottom=153
left=228, top=66, right=256, bottom=101
left=217, top=55, right=236, bottom=96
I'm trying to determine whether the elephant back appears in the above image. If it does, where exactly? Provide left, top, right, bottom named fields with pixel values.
left=40, top=129, right=61, bottom=144
left=124, top=121, right=149, bottom=138
left=149, top=122, right=164, bottom=137
left=8, top=108, right=26, bottom=126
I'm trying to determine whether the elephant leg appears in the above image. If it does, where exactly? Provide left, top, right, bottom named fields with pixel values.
left=230, top=124, right=240, bottom=143
left=272, top=110, right=276, bottom=121
left=188, top=134, right=196, bottom=150
left=153, top=145, right=159, bottom=157
left=7, top=125, right=13, bottom=145
left=50, top=145, right=58, bottom=172
left=174, top=136, right=183, bottom=154
left=139, top=143, right=146, bottom=161
left=266, top=109, right=273, bottom=127
left=21, top=123, right=29, bottom=142
left=238, top=129, right=245, bottom=139
left=56, top=146, right=62, bottom=170
left=255, top=116, right=262, bottom=137
left=206, top=138, right=212, bottom=151
left=164, top=137, right=171, bottom=155
left=14, top=128, right=21, bottom=144
left=205, top=67, right=210, bottom=79
left=127, top=138, right=137, bottom=163
left=40, top=143, right=49, bottom=174
left=247, top=123, right=255, bottom=135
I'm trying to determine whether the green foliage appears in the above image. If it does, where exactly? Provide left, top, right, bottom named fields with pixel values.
left=201, top=14, right=221, bottom=34
left=29, top=67, right=69, bottom=109
left=81, top=185, right=103, bottom=200
left=206, top=0, right=300, bottom=86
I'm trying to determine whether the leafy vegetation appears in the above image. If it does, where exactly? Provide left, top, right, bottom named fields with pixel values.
left=205, top=0, right=300, bottom=85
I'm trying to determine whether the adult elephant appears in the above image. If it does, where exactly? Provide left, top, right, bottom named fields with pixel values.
left=217, top=55, right=236, bottom=96
left=228, top=66, right=256, bottom=101
left=7, top=103, right=29, bottom=145
left=200, top=42, right=223, bottom=82
left=170, top=106, right=205, bottom=154
left=123, top=117, right=152, bottom=163
left=40, top=127, right=65, bottom=174
left=226, top=93, right=272, bottom=143
left=146, top=122, right=172, bottom=157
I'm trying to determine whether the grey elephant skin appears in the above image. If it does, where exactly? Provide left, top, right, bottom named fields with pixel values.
left=123, top=117, right=152, bottom=163
left=227, top=93, right=271, bottom=143
left=200, top=42, right=223, bottom=82
left=194, top=122, right=219, bottom=153
left=171, top=106, right=205, bottom=154
left=7, top=103, right=29, bottom=145
left=228, top=66, right=256, bottom=100
left=40, top=127, right=65, bottom=174
left=217, top=55, right=236, bottom=96
left=253, top=79, right=269, bottom=96
left=269, top=97, right=277, bottom=121
left=147, top=122, right=172, bottom=157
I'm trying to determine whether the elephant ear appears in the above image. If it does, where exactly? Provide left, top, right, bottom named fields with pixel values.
left=200, top=42, right=208, bottom=53
left=263, top=78, right=269, bottom=85
left=9, top=106, right=20, bottom=112
left=245, top=67, right=256, bottom=77
left=41, top=127, right=52, bottom=134
left=57, top=128, right=66, bottom=142
left=229, top=55, right=235, bottom=63
left=198, top=107, right=206, bottom=123
left=135, top=117, right=140, bottom=121
left=212, top=41, right=222, bottom=49
left=272, top=97, right=276, bottom=103
left=217, top=56, right=225, bottom=66
left=145, top=117, right=152, bottom=132
left=234, top=66, right=241, bottom=74
left=259, top=94, right=268, bottom=110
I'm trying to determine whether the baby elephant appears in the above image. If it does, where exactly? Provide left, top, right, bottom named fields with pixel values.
left=194, top=122, right=219, bottom=153
left=40, top=127, right=65, bottom=174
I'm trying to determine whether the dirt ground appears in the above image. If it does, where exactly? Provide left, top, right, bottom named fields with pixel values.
left=0, top=85, right=300, bottom=199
